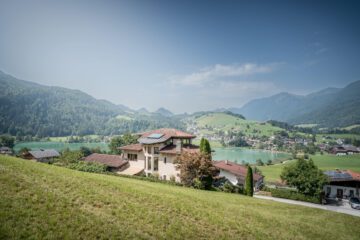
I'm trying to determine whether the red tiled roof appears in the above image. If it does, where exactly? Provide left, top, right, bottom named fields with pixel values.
left=159, top=144, right=199, bottom=154
left=213, top=160, right=263, bottom=181
left=84, top=153, right=128, bottom=168
left=348, top=170, right=360, bottom=181
left=140, top=128, right=195, bottom=139
left=118, top=143, right=143, bottom=152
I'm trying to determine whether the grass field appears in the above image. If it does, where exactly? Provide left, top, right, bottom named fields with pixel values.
left=14, top=141, right=109, bottom=153
left=194, top=112, right=285, bottom=137
left=1, top=155, right=360, bottom=239
left=259, top=154, right=360, bottom=183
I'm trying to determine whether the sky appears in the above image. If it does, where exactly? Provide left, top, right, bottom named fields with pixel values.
left=0, top=0, right=360, bottom=113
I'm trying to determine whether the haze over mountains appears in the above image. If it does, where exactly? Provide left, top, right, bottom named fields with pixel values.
left=1, top=70, right=359, bottom=137
left=230, top=80, right=360, bottom=127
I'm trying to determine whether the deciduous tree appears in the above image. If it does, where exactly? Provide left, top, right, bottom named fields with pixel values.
left=175, top=152, right=216, bottom=189
left=280, top=159, right=328, bottom=196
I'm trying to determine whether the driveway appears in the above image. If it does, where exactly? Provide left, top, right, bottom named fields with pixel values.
left=254, top=195, right=360, bottom=217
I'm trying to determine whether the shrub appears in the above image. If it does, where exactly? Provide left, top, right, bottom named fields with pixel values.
left=268, top=188, right=320, bottom=204
left=67, top=161, right=107, bottom=173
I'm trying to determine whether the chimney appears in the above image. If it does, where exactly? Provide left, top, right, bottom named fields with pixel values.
left=225, top=160, right=229, bottom=165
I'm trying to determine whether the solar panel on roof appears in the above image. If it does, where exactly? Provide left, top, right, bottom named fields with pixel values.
left=148, top=133, right=164, bottom=139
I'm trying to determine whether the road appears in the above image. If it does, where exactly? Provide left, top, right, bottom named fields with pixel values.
left=254, top=195, right=360, bottom=217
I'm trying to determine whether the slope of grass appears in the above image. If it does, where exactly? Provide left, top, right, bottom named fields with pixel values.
left=259, top=154, right=360, bottom=183
left=1, top=155, right=360, bottom=239
left=194, top=112, right=284, bottom=137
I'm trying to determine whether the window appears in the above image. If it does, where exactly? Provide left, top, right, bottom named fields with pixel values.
left=147, top=146, right=152, bottom=154
left=127, top=153, right=137, bottom=160
left=164, top=157, right=167, bottom=164
left=154, top=157, right=159, bottom=171
left=154, top=147, right=159, bottom=154
left=350, top=190, right=354, bottom=197
left=163, top=175, right=167, bottom=180
left=147, top=157, right=151, bottom=170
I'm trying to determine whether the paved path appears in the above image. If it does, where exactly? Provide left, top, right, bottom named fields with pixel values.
left=254, top=195, right=360, bottom=217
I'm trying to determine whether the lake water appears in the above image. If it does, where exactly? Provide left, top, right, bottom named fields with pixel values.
left=212, top=147, right=290, bottom=164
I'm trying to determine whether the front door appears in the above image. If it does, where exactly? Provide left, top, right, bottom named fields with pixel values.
left=337, top=189, right=343, bottom=198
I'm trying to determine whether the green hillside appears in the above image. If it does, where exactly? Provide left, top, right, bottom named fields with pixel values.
left=0, top=71, right=184, bottom=137
left=192, top=112, right=283, bottom=137
left=1, top=155, right=360, bottom=239
left=259, top=154, right=360, bottom=183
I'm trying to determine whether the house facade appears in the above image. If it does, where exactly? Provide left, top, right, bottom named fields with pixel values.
left=323, top=170, right=360, bottom=199
left=213, top=160, right=264, bottom=190
left=119, top=128, right=199, bottom=182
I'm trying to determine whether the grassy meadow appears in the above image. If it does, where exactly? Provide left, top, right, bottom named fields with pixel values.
left=193, top=112, right=284, bottom=137
left=259, top=154, right=360, bottom=183
left=1, top=155, right=360, bottom=239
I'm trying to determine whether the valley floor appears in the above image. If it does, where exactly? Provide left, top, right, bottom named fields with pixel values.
left=1, top=155, right=360, bottom=239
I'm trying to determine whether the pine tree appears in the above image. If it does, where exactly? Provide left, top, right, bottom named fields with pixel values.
left=199, top=138, right=205, bottom=153
left=245, top=166, right=254, bottom=197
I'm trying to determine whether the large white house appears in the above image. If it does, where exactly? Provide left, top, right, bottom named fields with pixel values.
left=118, top=128, right=199, bottom=182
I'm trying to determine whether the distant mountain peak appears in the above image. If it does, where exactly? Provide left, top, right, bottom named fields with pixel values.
left=154, top=107, right=173, bottom=117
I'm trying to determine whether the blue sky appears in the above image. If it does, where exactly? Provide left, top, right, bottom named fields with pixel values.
left=0, top=0, right=359, bottom=113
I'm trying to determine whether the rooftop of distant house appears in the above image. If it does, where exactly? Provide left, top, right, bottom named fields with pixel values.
left=324, top=169, right=360, bottom=182
left=84, top=153, right=128, bottom=168
left=214, top=160, right=263, bottom=181
left=28, top=149, right=60, bottom=159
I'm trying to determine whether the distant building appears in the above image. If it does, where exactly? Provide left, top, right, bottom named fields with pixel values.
left=323, top=170, right=360, bottom=199
left=83, top=153, right=130, bottom=172
left=330, top=145, right=359, bottom=155
left=213, top=160, right=264, bottom=190
left=0, top=146, right=13, bottom=155
left=24, top=149, right=60, bottom=163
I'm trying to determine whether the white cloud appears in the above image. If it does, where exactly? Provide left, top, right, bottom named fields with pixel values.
left=170, top=63, right=278, bottom=86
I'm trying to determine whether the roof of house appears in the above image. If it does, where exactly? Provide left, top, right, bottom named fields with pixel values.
left=138, top=128, right=195, bottom=144
left=28, top=149, right=60, bottom=159
left=84, top=153, right=128, bottom=168
left=213, top=160, right=263, bottom=181
left=159, top=144, right=199, bottom=154
left=118, top=143, right=143, bottom=152
left=324, top=169, right=360, bottom=182
left=0, top=146, right=12, bottom=151
left=331, top=145, right=359, bottom=153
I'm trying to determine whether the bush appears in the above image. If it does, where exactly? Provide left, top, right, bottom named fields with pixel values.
left=67, top=161, right=107, bottom=173
left=268, top=188, right=320, bottom=204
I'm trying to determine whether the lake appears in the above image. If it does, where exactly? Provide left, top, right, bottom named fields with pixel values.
left=14, top=141, right=109, bottom=152
left=212, top=147, right=290, bottom=164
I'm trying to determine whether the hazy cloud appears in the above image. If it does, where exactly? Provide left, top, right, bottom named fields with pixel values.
left=170, top=63, right=279, bottom=86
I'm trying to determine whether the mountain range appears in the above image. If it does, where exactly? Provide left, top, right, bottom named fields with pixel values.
left=1, top=70, right=359, bottom=137
left=229, top=80, right=360, bottom=127
left=0, top=71, right=181, bottom=137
